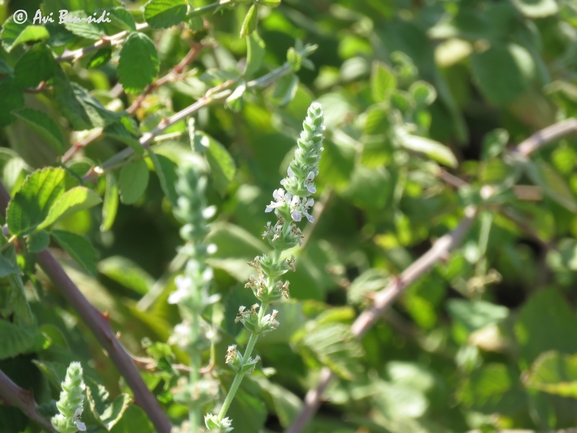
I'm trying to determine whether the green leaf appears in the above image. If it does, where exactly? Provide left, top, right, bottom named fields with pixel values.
left=286, top=47, right=302, bottom=72
left=240, top=4, right=258, bottom=37
left=27, top=230, right=50, bottom=253
left=344, top=165, right=391, bottom=210
left=0, top=76, right=25, bottom=127
left=515, top=289, right=577, bottom=364
left=108, top=7, right=137, bottom=31
left=458, top=363, right=526, bottom=414
left=53, top=65, right=93, bottom=130
left=12, top=109, right=65, bottom=155
left=0, top=321, right=36, bottom=359
left=109, top=405, right=154, bottom=433
left=148, top=151, right=179, bottom=207
left=447, top=299, right=509, bottom=334
left=0, top=248, right=22, bottom=278
left=225, top=81, right=246, bottom=112
left=8, top=274, right=34, bottom=326
left=471, top=43, right=535, bottom=106
left=7, top=167, right=71, bottom=236
left=144, top=0, right=187, bottom=28
left=1, top=18, right=50, bottom=52
left=193, top=132, right=236, bottom=196
left=72, top=83, right=123, bottom=128
left=101, top=173, right=119, bottom=232
left=295, top=322, right=364, bottom=380
left=62, top=11, right=105, bottom=39
left=14, top=44, right=56, bottom=88
left=511, top=0, right=558, bottom=17
left=87, top=47, right=113, bottom=69
left=37, top=186, right=102, bottom=231
left=118, top=159, right=149, bottom=204
left=118, top=32, right=159, bottom=94
left=0, top=58, right=12, bottom=74
left=272, top=73, right=299, bottom=106
left=258, top=0, right=281, bottom=6
left=370, top=61, right=396, bottom=103
left=409, top=81, right=437, bottom=106
left=398, top=131, right=458, bottom=167
left=100, top=393, right=131, bottom=430
left=525, top=351, right=577, bottom=398
left=51, top=230, right=98, bottom=275
left=103, top=122, right=143, bottom=156
left=244, top=31, right=265, bottom=77
left=98, top=256, right=154, bottom=295
left=481, top=129, right=509, bottom=160
left=525, top=160, right=577, bottom=213
left=252, top=376, right=302, bottom=428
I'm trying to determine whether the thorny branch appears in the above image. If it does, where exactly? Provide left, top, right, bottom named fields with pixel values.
left=285, top=117, right=577, bottom=433
left=0, top=369, right=54, bottom=431
left=0, top=184, right=173, bottom=433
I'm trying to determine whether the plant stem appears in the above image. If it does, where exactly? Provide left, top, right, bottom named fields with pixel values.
left=218, top=301, right=268, bottom=421
left=189, top=312, right=201, bottom=433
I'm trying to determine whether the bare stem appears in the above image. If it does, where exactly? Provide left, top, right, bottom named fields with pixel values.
left=0, top=369, right=54, bottom=431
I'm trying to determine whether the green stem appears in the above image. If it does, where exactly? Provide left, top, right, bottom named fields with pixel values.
left=189, top=312, right=201, bottom=433
left=217, top=302, right=268, bottom=421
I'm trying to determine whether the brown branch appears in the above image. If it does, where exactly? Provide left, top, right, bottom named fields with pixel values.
left=285, top=118, right=577, bottom=433
left=61, top=43, right=205, bottom=165
left=516, top=118, right=577, bottom=157
left=0, top=184, right=172, bottom=433
left=0, top=369, right=54, bottom=431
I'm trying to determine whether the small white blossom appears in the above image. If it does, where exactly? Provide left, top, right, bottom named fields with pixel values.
left=168, top=276, right=192, bottom=304
left=73, top=408, right=86, bottom=432
left=265, top=188, right=291, bottom=213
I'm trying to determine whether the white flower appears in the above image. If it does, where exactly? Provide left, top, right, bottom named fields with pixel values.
left=73, top=407, right=86, bottom=432
left=290, top=197, right=314, bottom=223
left=265, top=188, right=292, bottom=213
left=305, top=171, right=316, bottom=193
left=168, top=275, right=192, bottom=304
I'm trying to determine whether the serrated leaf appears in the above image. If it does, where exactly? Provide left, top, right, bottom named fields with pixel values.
left=8, top=274, right=34, bottom=326
left=101, top=394, right=131, bottom=430
left=244, top=31, right=265, bottom=77
left=524, top=351, right=577, bottom=397
left=51, top=230, right=97, bottom=275
left=101, top=173, right=118, bottom=232
left=27, top=230, right=50, bottom=253
left=371, top=61, right=396, bottom=103
left=108, top=7, right=136, bottom=31
left=447, top=299, right=509, bottom=334
left=525, top=160, right=577, bottom=212
left=14, top=44, right=56, bottom=88
left=194, top=132, right=236, bottom=196
left=87, top=47, right=113, bottom=69
left=118, top=159, right=149, bottom=204
left=148, top=151, right=178, bottom=207
left=12, top=109, right=65, bottom=155
left=37, top=186, right=102, bottom=231
left=0, top=321, right=36, bottom=359
left=240, top=4, right=258, bottom=37
left=53, top=65, right=93, bottom=130
left=1, top=18, right=49, bottom=52
left=398, top=131, right=458, bottom=168
left=252, top=376, right=302, bottom=428
left=7, top=167, right=70, bottom=236
left=0, top=76, right=25, bottom=127
left=103, top=122, right=143, bottom=155
left=295, top=322, right=364, bottom=380
left=98, top=256, right=154, bottom=295
left=144, top=0, right=187, bottom=28
left=272, top=73, right=299, bottom=106
left=118, top=32, right=159, bottom=94
left=62, top=11, right=105, bottom=39
left=72, top=83, right=123, bottom=127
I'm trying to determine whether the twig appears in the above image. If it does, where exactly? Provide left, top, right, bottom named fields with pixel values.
left=0, top=368, right=54, bottom=431
left=81, top=49, right=311, bottom=182
left=54, top=0, right=238, bottom=63
left=0, top=184, right=172, bottom=433
left=61, top=43, right=204, bottom=165
left=516, top=118, right=577, bottom=157
left=285, top=118, right=577, bottom=433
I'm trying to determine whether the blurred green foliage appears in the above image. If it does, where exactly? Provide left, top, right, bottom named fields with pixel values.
left=1, top=0, right=577, bottom=431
